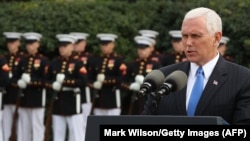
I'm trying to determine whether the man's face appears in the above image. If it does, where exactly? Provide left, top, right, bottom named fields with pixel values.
left=218, top=44, right=227, bottom=56
left=7, top=40, right=20, bottom=53
left=74, top=40, right=87, bottom=52
left=137, top=47, right=151, bottom=59
left=26, top=41, right=40, bottom=55
left=181, top=16, right=221, bottom=66
left=100, top=42, right=114, bottom=55
left=59, top=43, right=73, bottom=58
left=172, top=39, right=184, bottom=53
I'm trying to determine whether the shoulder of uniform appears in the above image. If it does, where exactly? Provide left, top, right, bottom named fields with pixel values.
left=150, top=56, right=161, bottom=62
left=114, top=53, right=124, bottom=58
left=135, top=58, right=140, bottom=62
left=112, top=53, right=118, bottom=57
left=73, top=55, right=79, bottom=59
left=113, top=53, right=119, bottom=57
left=37, top=53, right=44, bottom=57
left=23, top=54, right=29, bottom=57
left=18, top=51, right=25, bottom=55
left=85, top=52, right=92, bottom=55
left=153, top=51, right=161, bottom=55
left=38, top=53, right=49, bottom=59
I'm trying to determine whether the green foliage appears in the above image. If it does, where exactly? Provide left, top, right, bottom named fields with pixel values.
left=0, top=0, right=250, bottom=66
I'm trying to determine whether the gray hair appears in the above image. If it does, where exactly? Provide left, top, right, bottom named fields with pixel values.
left=183, top=7, right=222, bottom=36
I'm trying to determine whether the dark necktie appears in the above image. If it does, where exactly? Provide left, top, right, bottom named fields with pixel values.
left=187, top=67, right=204, bottom=116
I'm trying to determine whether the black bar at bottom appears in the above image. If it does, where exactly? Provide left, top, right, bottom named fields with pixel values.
left=85, top=115, right=231, bottom=141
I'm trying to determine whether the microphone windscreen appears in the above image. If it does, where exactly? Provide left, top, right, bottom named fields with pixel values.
left=143, top=70, right=165, bottom=91
left=165, top=70, right=187, bottom=92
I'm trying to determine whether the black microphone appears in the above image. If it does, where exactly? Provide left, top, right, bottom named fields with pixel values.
left=138, top=70, right=165, bottom=96
left=157, top=70, right=187, bottom=96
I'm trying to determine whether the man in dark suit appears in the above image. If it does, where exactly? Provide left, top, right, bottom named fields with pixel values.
left=143, top=7, right=250, bottom=125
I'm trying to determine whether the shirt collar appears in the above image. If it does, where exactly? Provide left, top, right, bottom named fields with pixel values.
left=190, top=52, right=220, bottom=79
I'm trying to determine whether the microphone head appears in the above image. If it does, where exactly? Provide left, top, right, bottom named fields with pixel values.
left=143, top=70, right=165, bottom=91
left=165, top=70, right=187, bottom=92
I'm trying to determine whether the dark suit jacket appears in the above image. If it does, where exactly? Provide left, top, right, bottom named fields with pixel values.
left=143, top=55, right=250, bottom=125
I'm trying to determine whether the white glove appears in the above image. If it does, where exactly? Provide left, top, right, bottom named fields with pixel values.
left=17, top=79, right=27, bottom=89
left=93, top=81, right=102, bottom=90
left=52, top=81, right=62, bottom=91
left=9, top=73, right=13, bottom=79
left=56, top=73, right=65, bottom=83
left=21, top=73, right=31, bottom=84
left=135, top=75, right=144, bottom=84
left=129, top=82, right=141, bottom=91
left=97, top=74, right=105, bottom=82
left=73, top=88, right=81, bottom=94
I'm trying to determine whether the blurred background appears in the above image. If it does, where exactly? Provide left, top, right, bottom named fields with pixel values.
left=1, top=0, right=250, bottom=67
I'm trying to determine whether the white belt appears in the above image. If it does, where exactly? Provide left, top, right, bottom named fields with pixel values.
left=61, top=87, right=81, bottom=113
left=62, top=87, right=80, bottom=92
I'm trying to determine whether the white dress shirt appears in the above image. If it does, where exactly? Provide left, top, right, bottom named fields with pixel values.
left=186, top=53, right=220, bottom=109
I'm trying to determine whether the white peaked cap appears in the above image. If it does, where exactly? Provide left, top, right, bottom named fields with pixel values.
left=69, top=32, right=89, bottom=40
left=22, top=32, right=42, bottom=41
left=169, top=30, right=182, bottom=38
left=3, top=32, right=22, bottom=39
left=56, top=34, right=77, bottom=44
left=134, top=35, right=154, bottom=46
left=139, top=29, right=159, bottom=38
left=220, top=36, right=230, bottom=44
left=96, top=33, right=118, bottom=41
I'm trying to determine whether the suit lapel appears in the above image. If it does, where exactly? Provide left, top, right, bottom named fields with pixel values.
left=195, top=57, right=228, bottom=115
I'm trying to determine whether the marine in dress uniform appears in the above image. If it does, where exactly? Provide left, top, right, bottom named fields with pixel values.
left=2, top=32, right=24, bottom=141
left=120, top=35, right=162, bottom=115
left=162, top=30, right=187, bottom=66
left=0, top=55, right=10, bottom=141
left=69, top=32, right=92, bottom=140
left=139, top=29, right=163, bottom=65
left=89, top=33, right=127, bottom=115
left=44, top=34, right=87, bottom=141
left=218, top=36, right=235, bottom=62
left=12, top=32, right=49, bottom=141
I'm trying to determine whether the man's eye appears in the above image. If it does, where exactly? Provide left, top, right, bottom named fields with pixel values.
left=192, top=34, right=201, bottom=38
left=182, top=35, right=187, bottom=38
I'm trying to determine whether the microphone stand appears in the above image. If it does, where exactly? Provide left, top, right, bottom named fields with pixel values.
left=150, top=83, right=173, bottom=114
left=150, top=92, right=162, bottom=115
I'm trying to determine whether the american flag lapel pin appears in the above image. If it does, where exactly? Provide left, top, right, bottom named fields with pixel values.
left=213, top=80, right=218, bottom=85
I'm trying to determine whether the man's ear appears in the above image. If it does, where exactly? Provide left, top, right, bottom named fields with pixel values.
left=214, top=32, right=222, bottom=47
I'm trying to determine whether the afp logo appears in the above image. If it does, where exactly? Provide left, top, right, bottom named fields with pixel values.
left=222, top=129, right=247, bottom=138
